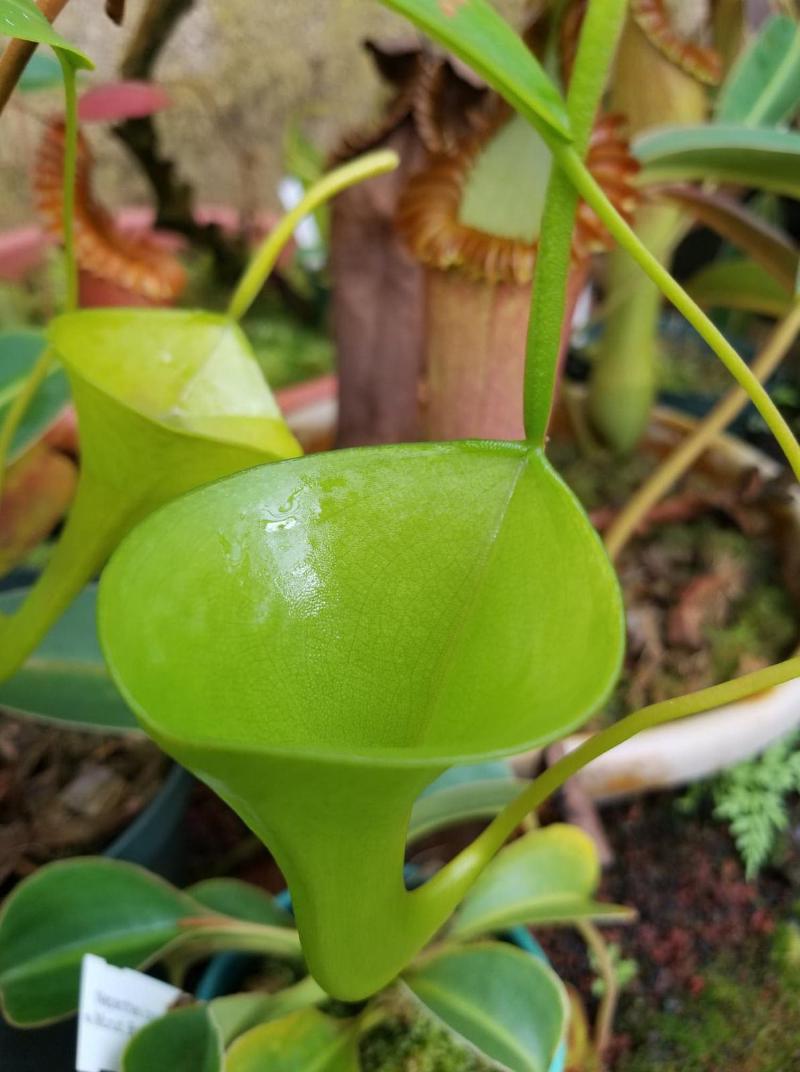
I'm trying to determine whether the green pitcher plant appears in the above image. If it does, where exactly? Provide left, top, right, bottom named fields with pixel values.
left=4, top=0, right=800, bottom=1023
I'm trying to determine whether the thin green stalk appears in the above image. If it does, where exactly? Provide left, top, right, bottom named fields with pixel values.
left=552, top=143, right=800, bottom=479
left=164, top=923, right=308, bottom=989
left=525, top=0, right=628, bottom=443
left=0, top=345, right=54, bottom=500
left=577, top=920, right=618, bottom=1064
left=228, top=149, right=399, bottom=322
left=57, top=51, right=79, bottom=312
left=525, top=175, right=578, bottom=444
left=426, top=653, right=800, bottom=902
left=606, top=299, right=800, bottom=558
left=175, top=920, right=303, bottom=960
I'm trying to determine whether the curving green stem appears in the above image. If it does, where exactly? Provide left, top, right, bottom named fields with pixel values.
left=525, top=0, right=628, bottom=444
left=56, top=51, right=79, bottom=312
left=227, top=149, right=399, bottom=322
left=550, top=143, right=800, bottom=479
left=420, top=652, right=800, bottom=926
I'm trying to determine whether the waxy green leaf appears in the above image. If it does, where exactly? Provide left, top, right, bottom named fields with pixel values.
left=404, top=943, right=568, bottom=1072
left=715, top=15, right=800, bottom=127
left=0, top=0, right=92, bottom=68
left=100, top=440, right=624, bottom=999
left=0, top=859, right=303, bottom=1026
left=636, top=125, right=800, bottom=199
left=0, top=585, right=137, bottom=731
left=657, top=186, right=799, bottom=293
left=122, top=1006, right=222, bottom=1072
left=226, top=1009, right=360, bottom=1072
left=187, top=879, right=293, bottom=929
left=0, top=859, right=196, bottom=1025
left=209, top=983, right=325, bottom=1049
left=377, top=0, right=570, bottom=140
left=409, top=763, right=528, bottom=843
left=0, top=331, right=70, bottom=464
left=450, top=825, right=634, bottom=940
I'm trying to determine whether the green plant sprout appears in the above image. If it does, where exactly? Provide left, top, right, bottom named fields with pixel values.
left=0, top=0, right=398, bottom=684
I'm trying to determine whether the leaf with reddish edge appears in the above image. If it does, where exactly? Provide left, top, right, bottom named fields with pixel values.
left=685, top=258, right=793, bottom=317
left=657, top=184, right=799, bottom=292
left=77, top=81, right=171, bottom=123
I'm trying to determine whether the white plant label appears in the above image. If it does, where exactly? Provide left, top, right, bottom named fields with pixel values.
left=75, top=954, right=183, bottom=1072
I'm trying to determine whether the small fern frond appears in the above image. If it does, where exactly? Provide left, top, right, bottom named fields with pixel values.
left=712, top=733, right=800, bottom=879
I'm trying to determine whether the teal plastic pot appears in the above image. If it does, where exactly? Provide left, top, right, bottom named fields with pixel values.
left=0, top=764, right=193, bottom=1071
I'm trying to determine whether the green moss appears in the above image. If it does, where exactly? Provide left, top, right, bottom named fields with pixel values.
left=708, top=584, right=796, bottom=680
left=358, top=991, right=497, bottom=1072
left=616, top=941, right=800, bottom=1072
left=548, top=440, right=655, bottom=511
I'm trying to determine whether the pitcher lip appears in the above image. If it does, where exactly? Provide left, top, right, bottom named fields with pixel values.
left=111, top=673, right=608, bottom=771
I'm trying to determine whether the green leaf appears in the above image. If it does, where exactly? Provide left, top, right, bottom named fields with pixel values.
left=404, top=942, right=569, bottom=1072
left=657, top=186, right=799, bottom=293
left=187, top=879, right=293, bottom=929
left=123, top=1005, right=222, bottom=1072
left=99, top=441, right=625, bottom=999
left=715, top=15, right=800, bottom=127
left=0, top=331, right=70, bottom=463
left=377, top=0, right=570, bottom=140
left=0, top=585, right=138, bottom=732
left=0, top=858, right=197, bottom=1025
left=450, top=825, right=634, bottom=940
left=0, top=0, right=92, bottom=68
left=409, top=764, right=528, bottom=843
left=209, top=978, right=326, bottom=1048
left=226, top=1009, right=360, bottom=1072
left=684, top=257, right=793, bottom=317
left=636, top=124, right=800, bottom=198
left=18, top=49, right=63, bottom=92
left=460, top=114, right=553, bottom=241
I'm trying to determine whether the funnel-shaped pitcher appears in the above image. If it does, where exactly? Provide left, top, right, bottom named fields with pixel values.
left=99, top=440, right=624, bottom=998
left=0, top=308, right=301, bottom=681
